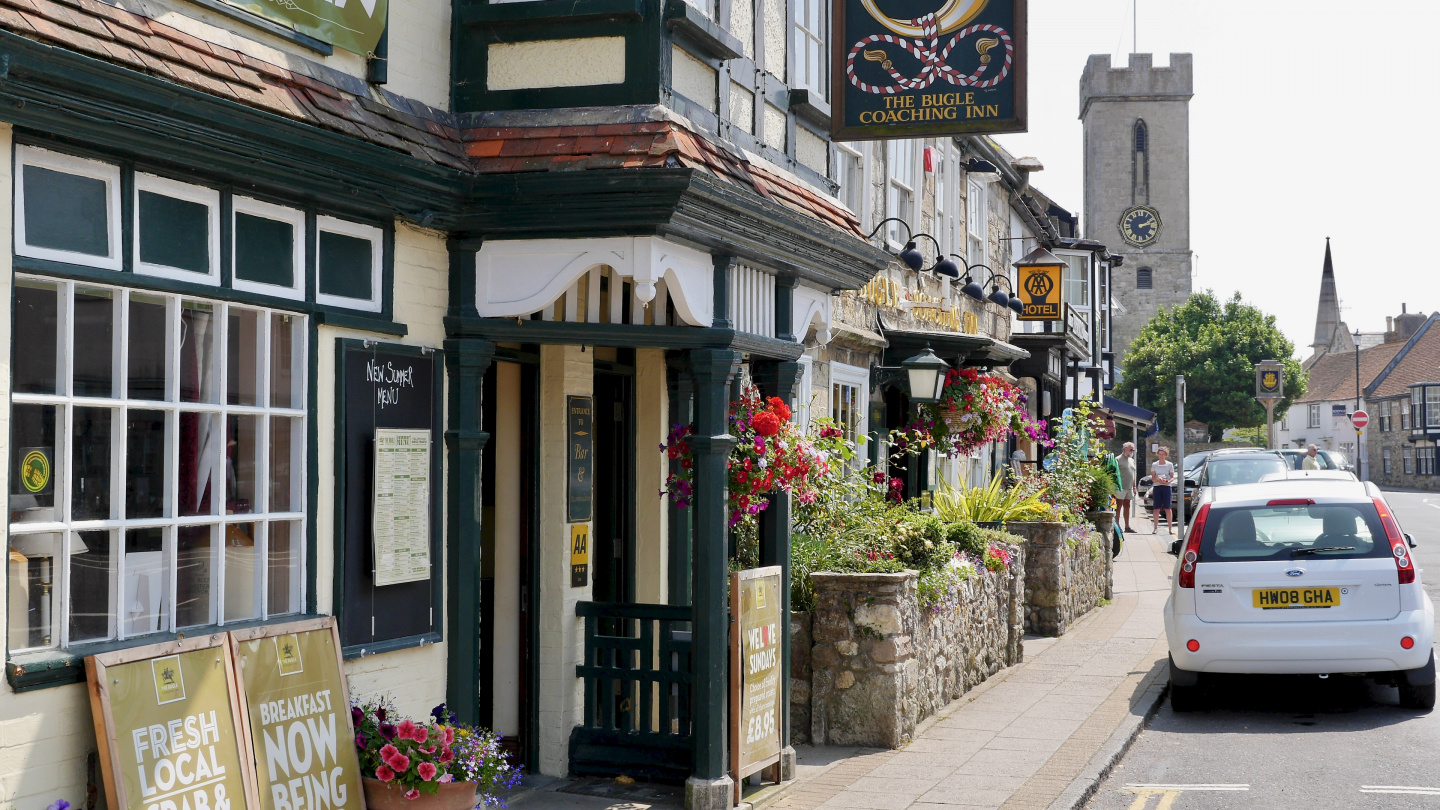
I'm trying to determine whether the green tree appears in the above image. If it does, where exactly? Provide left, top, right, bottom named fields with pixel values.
left=1121, top=292, right=1307, bottom=439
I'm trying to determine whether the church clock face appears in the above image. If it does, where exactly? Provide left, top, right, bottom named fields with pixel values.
left=1119, top=205, right=1162, bottom=247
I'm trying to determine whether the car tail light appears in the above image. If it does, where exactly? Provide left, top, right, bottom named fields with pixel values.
left=1374, top=498, right=1414, bottom=585
left=1178, top=503, right=1211, bottom=589
left=1402, top=636, right=1416, bottom=650
left=1187, top=639, right=1200, bottom=652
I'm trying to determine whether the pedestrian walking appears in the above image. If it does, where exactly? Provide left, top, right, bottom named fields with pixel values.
left=1303, top=443, right=1322, bottom=470
left=1150, top=446, right=1176, bottom=534
left=1116, top=442, right=1138, bottom=532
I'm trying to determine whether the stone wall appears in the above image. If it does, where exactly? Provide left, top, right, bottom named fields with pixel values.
left=790, top=611, right=814, bottom=746
left=804, top=549, right=1025, bottom=749
left=1009, top=522, right=1112, bottom=636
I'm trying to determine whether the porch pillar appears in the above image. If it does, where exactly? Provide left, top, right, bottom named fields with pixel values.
left=751, top=360, right=803, bottom=781
left=667, top=355, right=695, bottom=607
left=686, top=347, right=740, bottom=810
left=444, top=236, right=493, bottom=727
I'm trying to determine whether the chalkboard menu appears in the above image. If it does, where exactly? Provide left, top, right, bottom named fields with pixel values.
left=335, top=340, right=442, bottom=653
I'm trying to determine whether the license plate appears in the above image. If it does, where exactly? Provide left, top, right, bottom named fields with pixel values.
left=1252, top=587, right=1341, bottom=609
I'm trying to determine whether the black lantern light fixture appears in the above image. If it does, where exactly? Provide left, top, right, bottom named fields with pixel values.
left=902, top=345, right=950, bottom=404
left=867, top=218, right=954, bottom=275
left=948, top=257, right=1018, bottom=312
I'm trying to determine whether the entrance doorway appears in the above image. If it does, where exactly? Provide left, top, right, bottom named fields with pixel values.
left=591, top=361, right=636, bottom=604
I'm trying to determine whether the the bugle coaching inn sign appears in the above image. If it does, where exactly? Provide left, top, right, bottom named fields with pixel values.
left=832, top=0, right=1026, bottom=140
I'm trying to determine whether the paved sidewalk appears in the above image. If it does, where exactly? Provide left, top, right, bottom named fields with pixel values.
left=749, top=527, right=1175, bottom=810
left=513, top=528, right=1176, bottom=810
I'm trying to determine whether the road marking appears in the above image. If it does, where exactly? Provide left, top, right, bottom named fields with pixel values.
left=1360, top=786, right=1440, bottom=795
left=1123, top=785, right=1249, bottom=810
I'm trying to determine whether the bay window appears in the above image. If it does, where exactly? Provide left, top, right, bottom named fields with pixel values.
left=8, top=279, right=307, bottom=652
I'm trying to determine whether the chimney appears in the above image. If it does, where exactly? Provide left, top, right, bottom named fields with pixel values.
left=1403, top=303, right=1408, bottom=314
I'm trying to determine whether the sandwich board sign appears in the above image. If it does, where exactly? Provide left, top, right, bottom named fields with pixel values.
left=730, top=566, right=784, bottom=802
left=85, top=635, right=260, bottom=810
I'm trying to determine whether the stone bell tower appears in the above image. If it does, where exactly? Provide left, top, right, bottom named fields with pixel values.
left=1080, top=53, right=1194, bottom=373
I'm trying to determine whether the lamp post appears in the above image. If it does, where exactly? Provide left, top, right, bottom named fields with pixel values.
left=1355, top=328, right=1363, bottom=481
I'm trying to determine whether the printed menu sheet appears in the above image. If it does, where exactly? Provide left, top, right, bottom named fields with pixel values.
left=372, top=428, right=432, bottom=586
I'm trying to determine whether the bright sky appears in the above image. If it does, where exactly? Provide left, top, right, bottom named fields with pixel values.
left=992, top=0, right=1440, bottom=357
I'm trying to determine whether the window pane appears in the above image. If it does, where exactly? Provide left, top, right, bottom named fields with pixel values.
left=72, top=407, right=113, bottom=521
left=73, top=287, right=115, bottom=398
left=270, top=314, right=300, bottom=409
left=126, top=410, right=166, bottom=520
left=14, top=280, right=60, bottom=395
left=223, top=521, right=258, bottom=622
left=11, top=404, right=59, bottom=523
left=228, top=308, right=261, bottom=406
left=227, top=415, right=259, bottom=514
left=179, top=412, right=221, bottom=517
left=181, top=301, right=219, bottom=404
left=267, top=520, right=301, bottom=616
left=24, top=165, right=109, bottom=257
left=176, top=525, right=215, bottom=628
left=139, top=190, right=210, bottom=274
left=234, top=213, right=295, bottom=289
left=123, top=527, right=167, bottom=637
left=8, top=532, right=59, bottom=648
left=128, top=293, right=168, bottom=401
left=69, top=530, right=112, bottom=643
left=269, top=417, right=296, bottom=512
left=318, top=231, right=374, bottom=301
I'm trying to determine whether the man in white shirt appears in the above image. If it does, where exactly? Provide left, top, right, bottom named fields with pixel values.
left=1303, top=444, right=1322, bottom=470
left=1150, top=447, right=1176, bottom=535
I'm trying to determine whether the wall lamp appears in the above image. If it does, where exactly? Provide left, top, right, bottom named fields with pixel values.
left=963, top=158, right=1000, bottom=175
left=951, top=257, right=1023, bottom=314
left=866, top=218, right=958, bottom=277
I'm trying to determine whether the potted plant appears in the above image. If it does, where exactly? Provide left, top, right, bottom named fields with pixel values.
left=353, top=699, right=520, bottom=809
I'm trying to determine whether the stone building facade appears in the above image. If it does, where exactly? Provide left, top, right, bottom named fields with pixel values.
left=1080, top=53, right=1194, bottom=369
left=1366, top=314, right=1440, bottom=490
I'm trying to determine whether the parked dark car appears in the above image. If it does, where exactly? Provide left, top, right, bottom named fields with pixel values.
left=1278, top=448, right=1352, bottom=473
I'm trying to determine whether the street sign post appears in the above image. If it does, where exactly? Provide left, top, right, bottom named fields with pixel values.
left=1350, top=410, right=1369, bottom=430
left=1255, top=361, right=1285, bottom=450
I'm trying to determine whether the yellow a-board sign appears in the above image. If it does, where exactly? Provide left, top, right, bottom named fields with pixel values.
left=86, top=636, right=260, bottom=810
left=229, top=619, right=364, bottom=810
left=730, top=566, right=783, bottom=804
left=86, top=618, right=363, bottom=810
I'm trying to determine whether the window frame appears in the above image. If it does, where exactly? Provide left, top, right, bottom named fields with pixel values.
left=792, top=0, right=827, bottom=98
left=829, top=360, right=870, bottom=464
left=885, top=139, right=918, bottom=249
left=1057, top=250, right=1091, bottom=310
left=1404, top=444, right=1415, bottom=474
left=315, top=216, right=384, bottom=313
left=836, top=140, right=866, bottom=219
left=1402, top=399, right=1412, bottom=430
left=132, top=172, right=223, bottom=286
left=7, top=276, right=310, bottom=656
left=1383, top=446, right=1392, bottom=474
left=15, top=145, right=123, bottom=271
left=230, top=196, right=308, bottom=302
left=1136, top=267, right=1153, bottom=290
left=966, top=178, right=987, bottom=264
left=1308, top=404, right=1321, bottom=429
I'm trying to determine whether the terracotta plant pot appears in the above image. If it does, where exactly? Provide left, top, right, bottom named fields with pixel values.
left=362, top=777, right=479, bottom=810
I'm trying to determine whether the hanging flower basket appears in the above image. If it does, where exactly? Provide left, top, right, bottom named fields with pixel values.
left=927, top=368, right=1050, bottom=457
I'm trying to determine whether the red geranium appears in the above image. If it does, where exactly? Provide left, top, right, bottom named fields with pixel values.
left=767, top=397, right=792, bottom=421
left=752, top=411, right=782, bottom=436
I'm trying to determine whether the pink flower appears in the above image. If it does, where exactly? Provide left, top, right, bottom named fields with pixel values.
left=397, top=720, right=419, bottom=741
left=387, top=754, right=411, bottom=773
left=439, top=747, right=454, bottom=763
left=379, top=744, right=399, bottom=762
left=403, top=789, right=420, bottom=800
left=412, top=726, right=429, bottom=744
left=439, top=774, right=454, bottom=784
left=417, top=762, right=438, bottom=782
left=443, top=727, right=455, bottom=746
left=375, top=765, right=395, bottom=783
left=420, top=745, right=437, bottom=755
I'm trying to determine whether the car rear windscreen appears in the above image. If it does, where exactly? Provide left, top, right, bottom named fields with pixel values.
left=1205, top=457, right=1289, bottom=487
left=1198, top=503, right=1391, bottom=562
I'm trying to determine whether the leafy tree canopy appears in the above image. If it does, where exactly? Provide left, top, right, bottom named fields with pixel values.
left=1121, top=291, right=1308, bottom=439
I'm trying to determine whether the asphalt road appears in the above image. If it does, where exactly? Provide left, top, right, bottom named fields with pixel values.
left=1084, top=489, right=1440, bottom=810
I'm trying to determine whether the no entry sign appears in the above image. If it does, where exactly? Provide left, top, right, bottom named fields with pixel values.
left=1350, top=410, right=1369, bottom=429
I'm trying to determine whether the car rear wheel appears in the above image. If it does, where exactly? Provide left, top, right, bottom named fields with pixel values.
left=1399, top=681, right=1436, bottom=711
left=1170, top=683, right=1204, bottom=712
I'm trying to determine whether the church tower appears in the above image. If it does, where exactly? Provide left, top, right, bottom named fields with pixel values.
left=1311, top=238, right=1344, bottom=360
left=1080, top=53, right=1194, bottom=372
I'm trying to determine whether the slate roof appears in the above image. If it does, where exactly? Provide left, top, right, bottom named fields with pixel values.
left=0, top=0, right=862, bottom=238
left=462, top=123, right=865, bottom=238
left=1296, top=341, right=1404, bottom=404
left=1367, top=314, right=1440, bottom=399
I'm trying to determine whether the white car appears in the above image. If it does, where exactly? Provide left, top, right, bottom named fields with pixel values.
left=1165, top=475, right=1435, bottom=711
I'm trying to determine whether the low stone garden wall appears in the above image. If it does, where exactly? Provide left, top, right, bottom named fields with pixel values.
left=1008, top=522, right=1112, bottom=636
left=801, top=548, right=1026, bottom=748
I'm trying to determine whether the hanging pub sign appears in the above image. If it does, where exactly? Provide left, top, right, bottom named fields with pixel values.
left=1013, top=245, right=1063, bottom=321
left=1255, top=362, right=1284, bottom=399
left=229, top=619, right=365, bottom=810
left=85, top=636, right=260, bottom=810
left=219, top=0, right=387, bottom=56
left=729, top=566, right=784, bottom=803
left=567, top=396, right=594, bottom=522
left=832, top=0, right=1027, bottom=140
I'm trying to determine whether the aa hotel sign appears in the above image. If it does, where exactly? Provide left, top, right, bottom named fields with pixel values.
left=832, top=0, right=1027, bottom=140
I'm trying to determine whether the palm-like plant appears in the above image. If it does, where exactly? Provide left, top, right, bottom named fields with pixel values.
left=933, top=473, right=1050, bottom=524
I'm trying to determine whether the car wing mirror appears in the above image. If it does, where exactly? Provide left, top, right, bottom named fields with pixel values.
left=1406, top=533, right=1418, bottom=549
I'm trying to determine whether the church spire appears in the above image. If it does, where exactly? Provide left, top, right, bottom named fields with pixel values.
left=1312, top=238, right=1341, bottom=357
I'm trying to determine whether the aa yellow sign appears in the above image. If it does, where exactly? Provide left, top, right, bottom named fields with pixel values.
left=1017, top=263, right=1062, bottom=321
left=570, top=524, right=589, bottom=588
